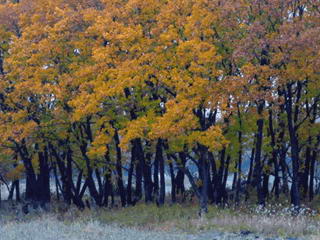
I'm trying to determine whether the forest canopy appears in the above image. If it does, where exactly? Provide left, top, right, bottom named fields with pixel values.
left=0, top=0, right=319, bottom=214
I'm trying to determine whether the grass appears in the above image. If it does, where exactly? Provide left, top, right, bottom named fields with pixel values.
left=91, top=202, right=320, bottom=238
left=1, top=200, right=320, bottom=239
left=49, top=202, right=317, bottom=238
left=96, top=203, right=199, bottom=231
left=0, top=216, right=189, bottom=240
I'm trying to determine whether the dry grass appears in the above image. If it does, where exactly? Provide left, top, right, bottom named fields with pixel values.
left=0, top=216, right=189, bottom=240
left=194, top=213, right=320, bottom=237
left=90, top=203, right=320, bottom=238
left=1, top=200, right=320, bottom=238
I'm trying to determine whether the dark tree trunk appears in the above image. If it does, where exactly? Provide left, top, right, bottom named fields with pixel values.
left=8, top=181, right=15, bottom=200
left=277, top=101, right=288, bottom=194
left=268, top=109, right=280, bottom=199
left=156, top=139, right=165, bottom=205
left=64, top=147, right=73, bottom=204
left=95, top=169, right=103, bottom=200
left=134, top=145, right=143, bottom=201
left=144, top=141, right=154, bottom=203
left=199, top=145, right=209, bottom=215
left=127, top=153, right=134, bottom=205
left=37, top=148, right=51, bottom=203
left=308, top=103, right=318, bottom=201
left=222, top=155, right=230, bottom=205
left=15, top=179, right=20, bottom=202
left=103, top=169, right=113, bottom=207
left=253, top=100, right=265, bottom=206
left=8, top=180, right=20, bottom=201
left=169, top=161, right=176, bottom=203
left=153, top=144, right=159, bottom=199
left=303, top=101, right=317, bottom=199
left=284, top=84, right=301, bottom=208
left=20, top=147, right=37, bottom=202
left=209, top=152, right=217, bottom=203
left=134, top=138, right=149, bottom=202
left=51, top=144, right=73, bottom=205
left=79, top=121, right=102, bottom=206
left=262, top=173, right=269, bottom=200
left=114, top=131, right=126, bottom=206
left=216, top=148, right=226, bottom=204
left=81, top=147, right=101, bottom=206
left=206, top=158, right=214, bottom=204
left=25, top=171, right=36, bottom=201
left=246, top=146, right=255, bottom=186
left=232, top=170, right=237, bottom=191
left=309, top=136, right=319, bottom=201
left=309, top=149, right=317, bottom=201
left=177, top=152, right=186, bottom=196
left=303, top=144, right=311, bottom=198
left=236, top=105, right=243, bottom=204
left=74, top=177, right=86, bottom=209
left=53, top=164, right=60, bottom=201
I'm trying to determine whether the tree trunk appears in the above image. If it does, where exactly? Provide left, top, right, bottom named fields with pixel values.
left=134, top=145, right=143, bottom=201
left=177, top=152, right=186, bottom=196
left=216, top=148, right=226, bottom=204
left=127, top=154, right=134, bottom=205
left=156, top=139, right=165, bottom=205
left=222, top=155, right=230, bottom=205
left=199, top=145, right=209, bottom=216
left=309, top=149, right=317, bottom=201
left=309, top=136, right=319, bottom=201
left=247, top=146, right=255, bottom=186
left=236, top=113, right=243, bottom=204
left=169, top=161, right=176, bottom=203
left=143, top=141, right=153, bottom=203
left=303, top=144, right=311, bottom=198
left=268, top=109, right=280, bottom=199
left=208, top=152, right=217, bottom=203
left=284, top=84, right=301, bottom=208
left=153, top=144, right=159, bottom=200
left=114, top=131, right=126, bottom=206
left=253, top=100, right=265, bottom=206
left=22, top=154, right=37, bottom=202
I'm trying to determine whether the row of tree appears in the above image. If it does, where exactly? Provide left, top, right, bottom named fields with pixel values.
left=0, top=0, right=319, bottom=215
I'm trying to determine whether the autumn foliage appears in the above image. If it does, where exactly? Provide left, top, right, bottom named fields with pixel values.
left=0, top=0, right=319, bottom=213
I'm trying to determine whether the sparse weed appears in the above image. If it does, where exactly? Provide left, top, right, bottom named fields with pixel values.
left=1, top=201, right=320, bottom=239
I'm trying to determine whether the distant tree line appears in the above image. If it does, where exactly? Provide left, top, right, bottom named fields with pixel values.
left=0, top=0, right=319, bottom=215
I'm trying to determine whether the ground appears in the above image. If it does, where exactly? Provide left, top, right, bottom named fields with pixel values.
left=0, top=202, right=319, bottom=240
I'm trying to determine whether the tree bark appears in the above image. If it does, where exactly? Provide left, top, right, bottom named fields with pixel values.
left=114, top=131, right=126, bottom=206
left=156, top=139, right=165, bottom=205
left=144, top=141, right=153, bottom=203
left=253, top=100, right=265, bottom=206
left=284, top=84, right=301, bottom=208
left=199, top=145, right=209, bottom=215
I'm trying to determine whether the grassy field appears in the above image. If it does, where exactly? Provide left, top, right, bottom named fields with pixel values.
left=1, top=201, right=320, bottom=239
left=93, top=203, right=320, bottom=237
